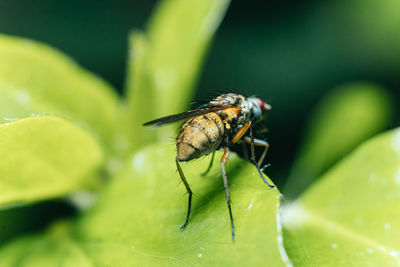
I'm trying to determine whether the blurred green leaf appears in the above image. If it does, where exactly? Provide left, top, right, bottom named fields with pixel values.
left=0, top=221, right=89, bottom=266
left=0, top=143, right=286, bottom=266
left=0, top=116, right=103, bottom=206
left=284, top=82, right=393, bottom=198
left=0, top=201, right=75, bottom=244
left=0, top=34, right=121, bottom=156
left=125, top=0, right=230, bottom=152
left=282, top=128, right=400, bottom=266
left=343, top=0, right=400, bottom=65
left=123, top=32, right=156, bottom=153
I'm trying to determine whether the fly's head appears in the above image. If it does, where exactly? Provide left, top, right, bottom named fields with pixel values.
left=248, top=97, right=271, bottom=123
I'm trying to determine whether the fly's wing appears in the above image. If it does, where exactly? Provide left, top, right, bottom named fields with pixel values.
left=143, top=105, right=232, bottom=128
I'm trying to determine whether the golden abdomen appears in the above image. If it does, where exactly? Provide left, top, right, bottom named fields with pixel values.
left=176, top=113, right=225, bottom=161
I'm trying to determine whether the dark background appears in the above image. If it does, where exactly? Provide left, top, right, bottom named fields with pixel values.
left=1, top=0, right=399, bottom=182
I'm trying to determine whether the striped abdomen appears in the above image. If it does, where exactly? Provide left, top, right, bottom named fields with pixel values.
left=176, top=113, right=224, bottom=161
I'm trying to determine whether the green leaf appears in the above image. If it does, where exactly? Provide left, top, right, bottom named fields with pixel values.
left=0, top=201, right=75, bottom=244
left=282, top=128, right=400, bottom=266
left=284, top=82, right=393, bottom=198
left=0, top=116, right=103, bottom=206
left=0, top=143, right=286, bottom=266
left=0, top=221, right=91, bottom=267
left=0, top=34, right=120, bottom=155
left=343, top=0, right=400, bottom=64
left=123, top=32, right=157, bottom=153
left=125, top=0, right=230, bottom=152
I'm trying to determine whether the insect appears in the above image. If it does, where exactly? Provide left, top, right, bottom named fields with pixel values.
left=143, top=93, right=275, bottom=239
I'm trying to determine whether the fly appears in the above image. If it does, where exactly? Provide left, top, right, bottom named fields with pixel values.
left=143, top=93, right=275, bottom=240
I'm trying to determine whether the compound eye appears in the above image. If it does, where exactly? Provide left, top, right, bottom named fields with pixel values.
left=255, top=98, right=271, bottom=113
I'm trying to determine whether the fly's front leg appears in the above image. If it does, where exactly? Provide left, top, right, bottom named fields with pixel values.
left=241, top=136, right=269, bottom=168
left=175, top=158, right=193, bottom=230
left=221, top=146, right=235, bottom=240
left=231, top=122, right=274, bottom=188
left=241, top=142, right=249, bottom=161
left=249, top=124, right=275, bottom=188
left=231, top=122, right=250, bottom=144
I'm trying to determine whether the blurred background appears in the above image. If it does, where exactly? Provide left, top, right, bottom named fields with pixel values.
left=1, top=0, right=399, bottom=185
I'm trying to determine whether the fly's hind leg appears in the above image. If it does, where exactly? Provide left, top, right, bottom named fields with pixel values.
left=249, top=124, right=275, bottom=188
left=201, top=151, right=215, bottom=176
left=221, top=146, right=235, bottom=240
left=175, top=159, right=193, bottom=230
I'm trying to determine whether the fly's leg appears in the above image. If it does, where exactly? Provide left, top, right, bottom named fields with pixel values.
left=241, top=142, right=249, bottom=161
left=241, top=136, right=269, bottom=168
left=249, top=124, right=275, bottom=188
left=231, top=121, right=250, bottom=161
left=231, top=122, right=250, bottom=144
left=176, top=158, right=193, bottom=230
left=221, top=146, right=235, bottom=240
left=201, top=151, right=215, bottom=176
left=231, top=122, right=274, bottom=188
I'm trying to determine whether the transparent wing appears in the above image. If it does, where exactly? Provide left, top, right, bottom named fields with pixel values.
left=143, top=105, right=232, bottom=128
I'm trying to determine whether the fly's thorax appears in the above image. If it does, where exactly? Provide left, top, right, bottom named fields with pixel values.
left=215, top=97, right=252, bottom=130
left=176, top=113, right=224, bottom=161
left=209, top=93, right=247, bottom=107
left=215, top=106, right=242, bottom=125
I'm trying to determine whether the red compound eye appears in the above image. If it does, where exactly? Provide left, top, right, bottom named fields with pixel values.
left=254, top=98, right=271, bottom=113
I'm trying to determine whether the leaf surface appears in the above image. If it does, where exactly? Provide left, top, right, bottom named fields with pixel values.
left=0, top=35, right=120, bottom=155
left=0, top=116, right=103, bottom=206
left=0, top=143, right=286, bottom=266
left=282, top=129, right=400, bottom=266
